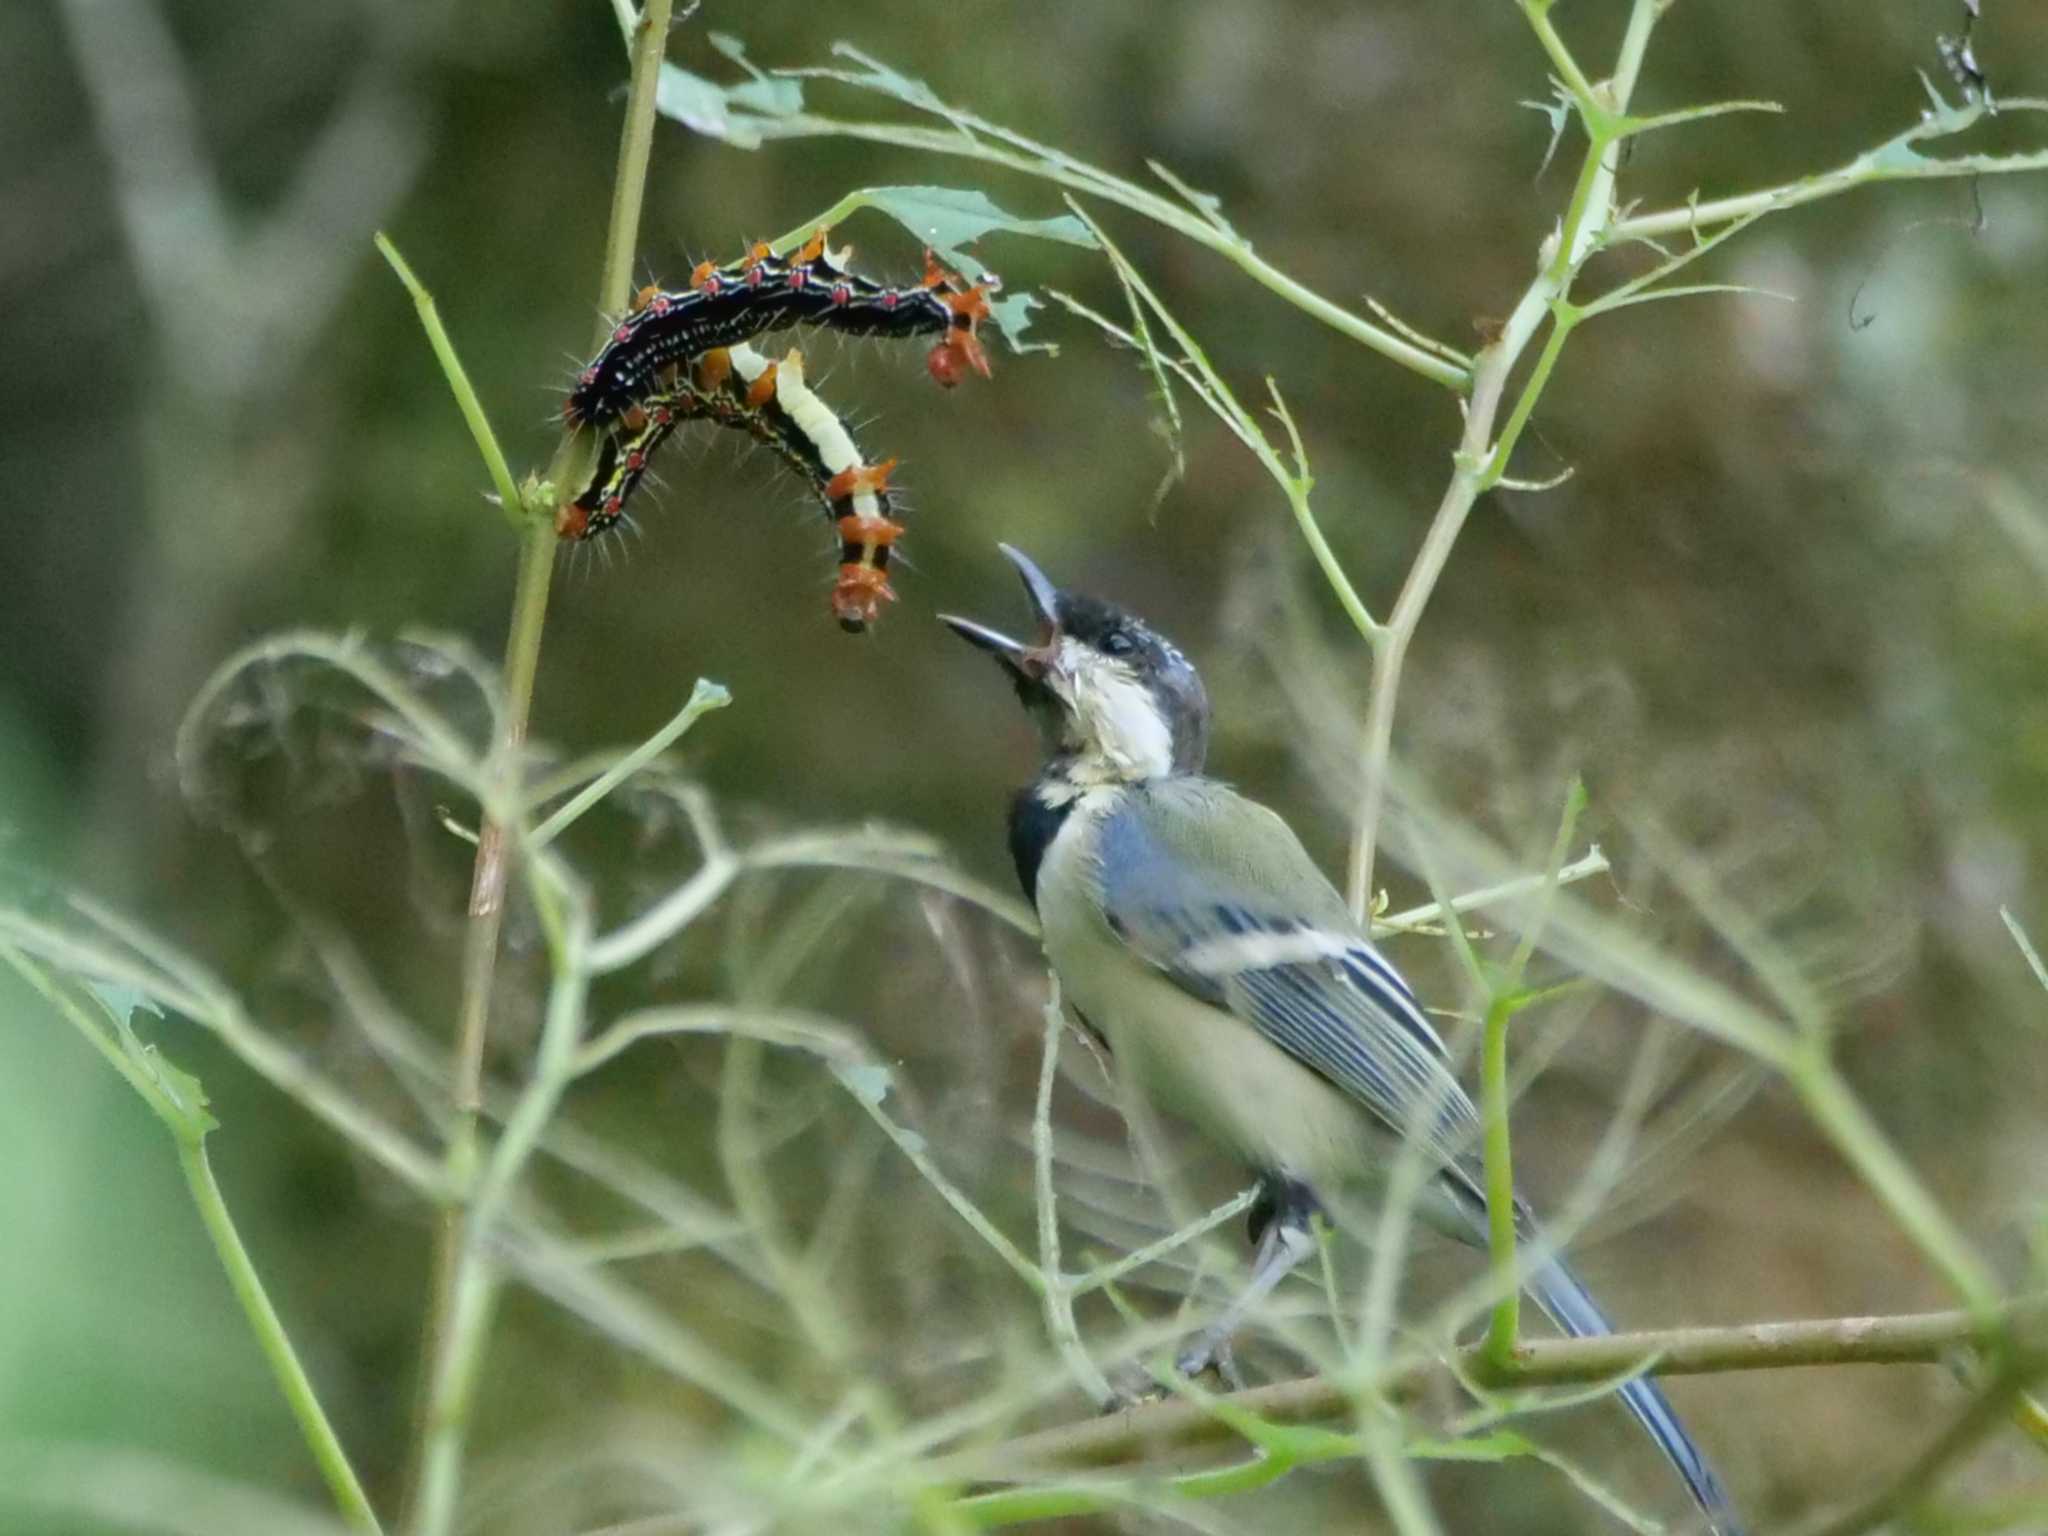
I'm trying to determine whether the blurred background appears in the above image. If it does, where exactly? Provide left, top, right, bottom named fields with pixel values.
left=5, top=0, right=2048, bottom=1531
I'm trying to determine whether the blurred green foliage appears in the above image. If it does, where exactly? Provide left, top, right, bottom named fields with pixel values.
left=5, top=0, right=2048, bottom=1530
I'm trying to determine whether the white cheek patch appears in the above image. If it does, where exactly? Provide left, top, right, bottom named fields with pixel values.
left=1053, top=638, right=1175, bottom=781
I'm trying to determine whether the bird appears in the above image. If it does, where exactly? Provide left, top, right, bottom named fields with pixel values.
left=941, top=544, right=1741, bottom=1535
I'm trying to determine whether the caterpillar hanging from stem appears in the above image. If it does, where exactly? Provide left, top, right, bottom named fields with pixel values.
left=557, top=341, right=906, bottom=632
left=556, top=232, right=997, bottom=631
left=563, top=232, right=998, bottom=430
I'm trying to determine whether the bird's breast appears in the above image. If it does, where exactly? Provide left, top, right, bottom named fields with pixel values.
left=1034, top=802, right=1388, bottom=1189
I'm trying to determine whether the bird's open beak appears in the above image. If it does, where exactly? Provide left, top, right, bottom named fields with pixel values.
left=939, top=543, right=1060, bottom=682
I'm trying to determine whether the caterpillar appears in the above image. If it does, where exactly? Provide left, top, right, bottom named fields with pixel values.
left=564, top=231, right=997, bottom=429
left=557, top=341, right=905, bottom=633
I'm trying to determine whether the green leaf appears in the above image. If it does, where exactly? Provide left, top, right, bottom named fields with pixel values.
left=821, top=42, right=950, bottom=115
left=97, top=983, right=218, bottom=1138
left=833, top=1061, right=894, bottom=1107
left=656, top=61, right=801, bottom=150
left=86, top=979, right=162, bottom=1027
left=856, top=186, right=1095, bottom=272
left=989, top=291, right=1057, bottom=356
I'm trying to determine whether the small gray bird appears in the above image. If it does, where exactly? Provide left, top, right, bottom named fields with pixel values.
left=942, top=545, right=1740, bottom=1534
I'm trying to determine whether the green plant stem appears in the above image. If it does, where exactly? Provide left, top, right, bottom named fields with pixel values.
left=373, top=236, right=524, bottom=527
left=11, top=948, right=382, bottom=1532
left=410, top=0, right=675, bottom=1526
left=944, top=1301, right=2047, bottom=1485
left=1479, top=990, right=1520, bottom=1366
left=414, top=519, right=556, bottom=1493
left=1610, top=98, right=2048, bottom=243
left=734, top=115, right=1470, bottom=392
left=1030, top=995, right=1117, bottom=1407
left=179, top=1140, right=383, bottom=1533
left=414, top=903, right=593, bottom=1536
left=1345, top=0, right=1657, bottom=915
left=531, top=681, right=732, bottom=849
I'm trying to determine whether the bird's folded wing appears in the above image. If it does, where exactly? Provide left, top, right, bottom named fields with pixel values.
left=1096, top=781, right=1482, bottom=1169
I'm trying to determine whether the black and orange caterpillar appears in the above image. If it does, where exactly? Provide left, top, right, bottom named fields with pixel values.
left=557, top=234, right=996, bottom=630
left=557, top=341, right=905, bottom=632
left=564, top=232, right=997, bottom=429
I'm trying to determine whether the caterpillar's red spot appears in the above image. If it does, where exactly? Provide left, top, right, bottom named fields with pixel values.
left=555, top=503, right=590, bottom=538
left=612, top=322, right=633, bottom=343
left=830, top=282, right=852, bottom=305
left=880, top=291, right=900, bottom=311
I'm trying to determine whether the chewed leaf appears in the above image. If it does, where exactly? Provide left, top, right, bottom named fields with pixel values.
left=819, top=42, right=950, bottom=114
left=859, top=186, right=1095, bottom=270
left=97, top=983, right=218, bottom=1137
left=656, top=62, right=801, bottom=150
left=87, top=979, right=162, bottom=1026
left=990, top=291, right=1058, bottom=358
left=832, top=1061, right=895, bottom=1107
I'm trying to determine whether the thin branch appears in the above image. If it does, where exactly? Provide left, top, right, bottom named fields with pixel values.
left=941, top=1303, right=2046, bottom=1482
left=1345, top=0, right=1666, bottom=913
left=703, top=111, right=1470, bottom=391
left=1611, top=98, right=2048, bottom=243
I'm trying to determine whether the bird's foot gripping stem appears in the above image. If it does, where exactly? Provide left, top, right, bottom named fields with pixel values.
left=1163, top=1176, right=1323, bottom=1395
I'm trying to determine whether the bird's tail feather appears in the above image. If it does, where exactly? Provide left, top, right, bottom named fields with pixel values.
left=1526, top=1254, right=1743, bottom=1535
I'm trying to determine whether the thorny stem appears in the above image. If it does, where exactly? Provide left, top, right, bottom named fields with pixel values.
left=409, top=0, right=677, bottom=1527
left=1344, top=0, right=1660, bottom=915
left=1611, top=97, right=2048, bottom=243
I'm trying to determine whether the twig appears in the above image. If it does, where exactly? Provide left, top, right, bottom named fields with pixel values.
left=408, top=1, right=678, bottom=1528
left=939, top=1302, right=2046, bottom=1483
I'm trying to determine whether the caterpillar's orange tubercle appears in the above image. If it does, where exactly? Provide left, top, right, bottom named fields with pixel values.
left=563, top=233, right=1000, bottom=428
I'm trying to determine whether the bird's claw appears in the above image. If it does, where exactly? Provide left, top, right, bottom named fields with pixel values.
left=1172, top=1332, right=1245, bottom=1391
left=1098, top=1333, right=1245, bottom=1411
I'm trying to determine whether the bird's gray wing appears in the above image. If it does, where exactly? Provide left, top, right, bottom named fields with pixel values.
left=1096, top=780, right=1482, bottom=1172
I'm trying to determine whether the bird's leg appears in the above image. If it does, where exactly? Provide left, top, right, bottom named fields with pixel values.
left=1174, top=1177, right=1321, bottom=1384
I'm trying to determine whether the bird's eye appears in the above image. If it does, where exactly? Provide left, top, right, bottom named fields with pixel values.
left=1103, top=630, right=1135, bottom=657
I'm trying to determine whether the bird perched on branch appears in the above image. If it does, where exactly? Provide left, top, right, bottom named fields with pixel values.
left=942, top=544, right=1740, bottom=1535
